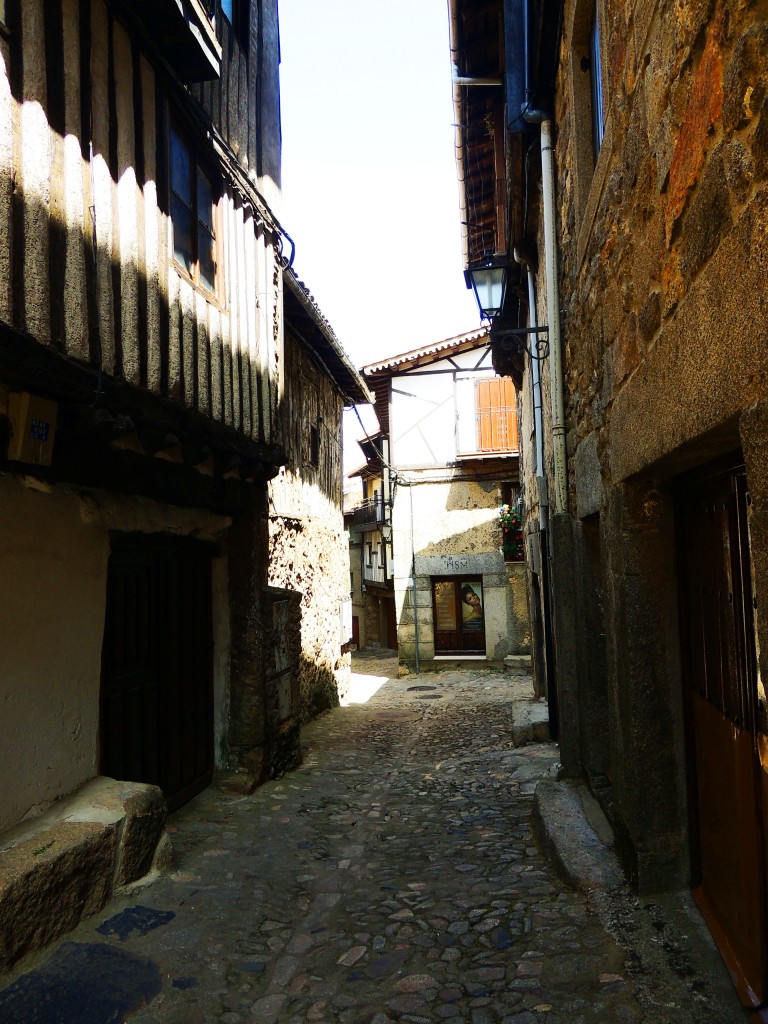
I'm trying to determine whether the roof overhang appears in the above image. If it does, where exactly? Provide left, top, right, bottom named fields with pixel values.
left=110, top=0, right=222, bottom=82
left=447, top=0, right=563, bottom=383
left=361, top=328, right=493, bottom=434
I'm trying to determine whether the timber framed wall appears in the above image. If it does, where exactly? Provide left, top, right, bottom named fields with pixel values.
left=0, top=0, right=285, bottom=463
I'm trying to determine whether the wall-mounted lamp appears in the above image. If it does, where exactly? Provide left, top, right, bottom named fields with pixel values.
left=466, top=254, right=550, bottom=361
left=380, top=523, right=392, bottom=543
left=465, top=254, right=508, bottom=320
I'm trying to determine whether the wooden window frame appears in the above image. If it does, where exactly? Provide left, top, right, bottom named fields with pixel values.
left=168, top=117, right=222, bottom=301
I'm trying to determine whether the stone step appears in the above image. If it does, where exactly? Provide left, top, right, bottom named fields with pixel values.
left=0, top=777, right=171, bottom=974
left=504, top=654, right=532, bottom=675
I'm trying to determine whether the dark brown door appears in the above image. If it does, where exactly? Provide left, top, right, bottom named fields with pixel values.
left=385, top=598, right=398, bottom=650
left=101, top=533, right=214, bottom=811
left=678, top=459, right=768, bottom=1005
left=432, top=576, right=486, bottom=654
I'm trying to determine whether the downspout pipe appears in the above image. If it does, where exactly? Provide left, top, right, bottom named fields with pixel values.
left=514, top=249, right=547, bottom=531
left=514, top=246, right=558, bottom=735
left=409, top=482, right=420, bottom=674
left=521, top=0, right=567, bottom=515
left=448, top=0, right=470, bottom=268
left=523, top=111, right=567, bottom=516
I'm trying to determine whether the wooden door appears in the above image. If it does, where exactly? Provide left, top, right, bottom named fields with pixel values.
left=385, top=598, right=398, bottom=651
left=678, top=460, right=768, bottom=1005
left=432, top=577, right=486, bottom=654
left=101, top=533, right=214, bottom=811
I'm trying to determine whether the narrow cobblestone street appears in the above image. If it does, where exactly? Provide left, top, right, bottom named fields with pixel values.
left=0, top=654, right=746, bottom=1023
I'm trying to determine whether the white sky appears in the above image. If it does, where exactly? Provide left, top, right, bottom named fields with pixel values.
left=278, top=0, right=481, bottom=377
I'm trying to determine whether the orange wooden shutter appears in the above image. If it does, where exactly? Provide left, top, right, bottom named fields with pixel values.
left=475, top=378, right=518, bottom=452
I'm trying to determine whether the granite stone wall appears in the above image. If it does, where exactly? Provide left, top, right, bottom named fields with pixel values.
left=529, top=0, right=768, bottom=890
left=268, top=337, right=351, bottom=719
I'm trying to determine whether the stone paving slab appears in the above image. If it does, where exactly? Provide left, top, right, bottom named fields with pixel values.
left=0, top=657, right=745, bottom=1023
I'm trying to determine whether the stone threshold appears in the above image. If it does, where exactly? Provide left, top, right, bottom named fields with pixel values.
left=0, top=776, right=171, bottom=976
left=432, top=655, right=487, bottom=660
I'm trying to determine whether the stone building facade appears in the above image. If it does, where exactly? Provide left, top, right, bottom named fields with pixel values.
left=360, top=331, right=530, bottom=670
left=450, top=0, right=768, bottom=1006
left=269, top=276, right=371, bottom=718
left=0, top=0, right=367, bottom=969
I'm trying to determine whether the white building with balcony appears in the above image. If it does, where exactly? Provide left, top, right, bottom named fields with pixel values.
left=348, top=328, right=530, bottom=667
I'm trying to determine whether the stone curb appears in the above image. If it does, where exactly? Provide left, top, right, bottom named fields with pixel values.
left=532, top=777, right=625, bottom=894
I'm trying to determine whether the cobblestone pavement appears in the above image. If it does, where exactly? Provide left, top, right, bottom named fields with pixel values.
left=0, top=653, right=746, bottom=1023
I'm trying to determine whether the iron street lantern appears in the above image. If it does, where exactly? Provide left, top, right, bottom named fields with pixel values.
left=380, top=522, right=393, bottom=543
left=465, top=255, right=509, bottom=320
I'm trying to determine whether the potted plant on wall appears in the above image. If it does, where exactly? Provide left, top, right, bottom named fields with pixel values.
left=499, top=503, right=524, bottom=562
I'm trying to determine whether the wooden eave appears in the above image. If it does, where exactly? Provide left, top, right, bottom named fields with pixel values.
left=108, top=0, right=222, bottom=82
left=0, top=323, right=286, bottom=513
left=362, top=330, right=493, bottom=436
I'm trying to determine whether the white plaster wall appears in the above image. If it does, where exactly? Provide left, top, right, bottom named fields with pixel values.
left=390, top=349, right=499, bottom=468
left=0, top=475, right=108, bottom=832
left=392, top=477, right=509, bottom=664
left=0, top=473, right=232, bottom=834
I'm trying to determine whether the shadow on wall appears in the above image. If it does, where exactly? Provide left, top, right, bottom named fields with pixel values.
left=443, top=476, right=507, bottom=512
left=414, top=522, right=502, bottom=559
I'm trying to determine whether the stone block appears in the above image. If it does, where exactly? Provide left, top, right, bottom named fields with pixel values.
left=59, top=777, right=168, bottom=888
left=574, top=432, right=602, bottom=520
left=116, top=788, right=168, bottom=886
left=504, top=654, right=532, bottom=676
left=0, top=821, right=116, bottom=971
left=678, top=148, right=732, bottom=286
left=0, top=776, right=172, bottom=974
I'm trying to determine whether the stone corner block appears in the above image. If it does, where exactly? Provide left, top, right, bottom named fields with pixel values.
left=0, top=776, right=172, bottom=974
left=0, top=820, right=116, bottom=972
left=574, top=431, right=602, bottom=520
left=64, top=777, right=169, bottom=888
left=532, top=779, right=625, bottom=895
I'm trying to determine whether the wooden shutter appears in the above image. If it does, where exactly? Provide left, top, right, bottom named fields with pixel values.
left=475, top=378, right=518, bottom=452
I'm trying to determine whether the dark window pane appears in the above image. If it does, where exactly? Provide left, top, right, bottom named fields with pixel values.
left=171, top=196, right=194, bottom=274
left=197, top=172, right=214, bottom=233
left=170, top=127, right=192, bottom=202
left=199, top=226, right=216, bottom=292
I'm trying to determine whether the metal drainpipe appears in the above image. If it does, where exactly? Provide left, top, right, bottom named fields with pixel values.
left=519, top=255, right=559, bottom=736
left=521, top=112, right=567, bottom=516
left=516, top=256, right=547, bottom=530
left=409, top=482, right=420, bottom=674
left=539, top=118, right=567, bottom=515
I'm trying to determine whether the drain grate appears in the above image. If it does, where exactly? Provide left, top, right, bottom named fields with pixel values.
left=417, top=694, right=443, bottom=700
left=407, top=685, right=437, bottom=692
